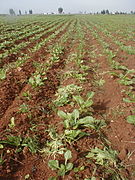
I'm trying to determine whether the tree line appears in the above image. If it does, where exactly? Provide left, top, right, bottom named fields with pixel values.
left=9, top=9, right=33, bottom=16
left=9, top=7, right=64, bottom=16
left=100, top=9, right=135, bottom=15
left=9, top=8, right=135, bottom=16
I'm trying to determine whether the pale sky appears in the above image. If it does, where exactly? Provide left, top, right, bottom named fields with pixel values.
left=1, top=0, right=135, bottom=14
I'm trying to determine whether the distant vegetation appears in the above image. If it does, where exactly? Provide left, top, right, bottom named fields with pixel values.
left=58, top=7, right=63, bottom=14
left=2, top=8, right=135, bottom=16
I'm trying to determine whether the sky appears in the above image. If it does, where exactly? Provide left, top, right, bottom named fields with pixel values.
left=0, top=0, right=135, bottom=14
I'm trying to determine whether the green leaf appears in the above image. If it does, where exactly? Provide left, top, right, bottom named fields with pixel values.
left=91, top=177, right=96, bottom=180
left=63, top=119, right=70, bottom=129
left=127, top=115, right=135, bottom=125
left=22, top=137, right=38, bottom=153
left=57, top=110, right=67, bottom=119
left=0, top=136, right=22, bottom=147
left=48, top=177, right=57, bottom=180
left=0, top=69, right=6, bottom=80
left=77, top=116, right=94, bottom=127
left=77, top=117, right=106, bottom=130
left=86, top=147, right=117, bottom=166
left=66, top=162, right=73, bottom=172
left=87, top=92, right=95, bottom=99
left=65, top=129, right=86, bottom=142
left=72, top=109, right=79, bottom=123
left=29, top=77, right=35, bottom=85
left=73, top=95, right=84, bottom=105
left=9, top=117, right=15, bottom=129
left=85, top=100, right=93, bottom=107
left=58, top=164, right=66, bottom=176
left=64, top=150, right=72, bottom=165
left=0, top=144, right=4, bottom=149
left=48, top=160, right=59, bottom=170
left=123, top=98, right=132, bottom=103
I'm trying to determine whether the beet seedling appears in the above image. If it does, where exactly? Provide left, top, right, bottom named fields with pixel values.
left=48, top=150, right=73, bottom=177
left=86, top=147, right=118, bottom=167
left=29, top=74, right=44, bottom=88
left=58, top=109, right=106, bottom=131
left=54, top=84, right=82, bottom=107
left=73, top=92, right=95, bottom=115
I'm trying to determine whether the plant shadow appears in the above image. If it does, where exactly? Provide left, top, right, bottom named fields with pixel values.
left=92, top=100, right=110, bottom=113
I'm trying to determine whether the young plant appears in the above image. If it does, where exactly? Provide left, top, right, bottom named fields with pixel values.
left=40, top=128, right=65, bottom=157
left=95, top=79, right=105, bottom=87
left=86, top=147, right=118, bottom=167
left=123, top=88, right=135, bottom=103
left=64, top=129, right=86, bottom=143
left=19, top=103, right=30, bottom=113
left=58, top=109, right=106, bottom=131
left=0, top=136, right=38, bottom=153
left=22, top=91, right=31, bottom=100
left=111, top=60, right=128, bottom=71
left=54, top=84, right=82, bottom=107
left=119, top=69, right=135, bottom=86
left=48, top=150, right=73, bottom=177
left=0, top=69, right=6, bottom=80
left=63, top=70, right=87, bottom=82
left=29, top=74, right=44, bottom=88
left=126, top=115, right=135, bottom=125
left=73, top=92, right=95, bottom=115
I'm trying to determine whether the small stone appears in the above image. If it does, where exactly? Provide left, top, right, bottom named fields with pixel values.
left=7, top=169, right=11, bottom=173
left=17, top=67, right=22, bottom=71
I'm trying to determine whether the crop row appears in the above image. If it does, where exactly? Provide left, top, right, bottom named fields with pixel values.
left=0, top=19, right=76, bottom=120
left=0, top=18, right=70, bottom=68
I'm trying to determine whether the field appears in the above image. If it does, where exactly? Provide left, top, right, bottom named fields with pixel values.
left=0, top=14, right=135, bottom=180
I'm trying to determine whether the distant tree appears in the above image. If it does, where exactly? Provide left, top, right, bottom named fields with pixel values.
left=130, top=11, right=134, bottom=14
left=29, top=10, right=33, bottom=14
left=115, top=11, right=119, bottom=14
left=25, top=11, right=27, bottom=15
left=106, top=9, right=109, bottom=14
left=9, top=8, right=16, bottom=16
left=19, top=10, right=22, bottom=15
left=58, top=7, right=63, bottom=14
left=101, top=10, right=106, bottom=14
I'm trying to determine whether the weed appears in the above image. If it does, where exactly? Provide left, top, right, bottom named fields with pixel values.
left=19, top=103, right=30, bottom=113
left=0, top=136, right=38, bottom=153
